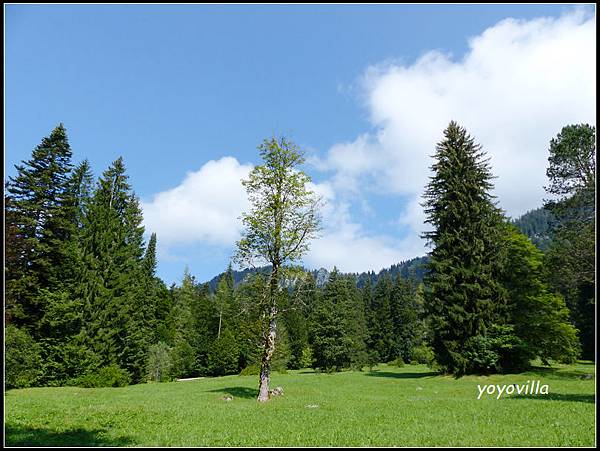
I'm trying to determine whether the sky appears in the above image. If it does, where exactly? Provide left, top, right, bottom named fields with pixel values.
left=5, top=4, right=596, bottom=286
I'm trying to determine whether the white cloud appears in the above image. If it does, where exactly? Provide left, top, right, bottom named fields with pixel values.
left=303, top=9, right=595, bottom=274
left=320, top=8, right=595, bottom=227
left=141, top=157, right=252, bottom=247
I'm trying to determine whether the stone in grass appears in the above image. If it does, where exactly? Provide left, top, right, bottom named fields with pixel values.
left=269, top=386, right=284, bottom=397
left=305, top=404, right=319, bottom=408
left=580, top=374, right=593, bottom=380
left=222, top=395, right=234, bottom=402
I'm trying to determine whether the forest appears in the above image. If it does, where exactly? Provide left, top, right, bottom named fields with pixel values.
left=4, top=121, right=595, bottom=391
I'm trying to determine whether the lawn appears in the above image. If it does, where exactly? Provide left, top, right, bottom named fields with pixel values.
left=5, top=361, right=596, bottom=447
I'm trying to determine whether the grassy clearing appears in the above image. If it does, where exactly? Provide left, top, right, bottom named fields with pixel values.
left=5, top=361, right=595, bottom=447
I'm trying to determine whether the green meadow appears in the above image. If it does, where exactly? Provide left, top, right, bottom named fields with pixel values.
left=5, top=361, right=595, bottom=447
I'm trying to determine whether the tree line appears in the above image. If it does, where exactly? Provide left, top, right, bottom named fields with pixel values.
left=4, top=121, right=595, bottom=391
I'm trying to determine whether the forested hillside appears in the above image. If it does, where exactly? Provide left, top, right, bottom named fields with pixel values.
left=206, top=256, right=429, bottom=292
left=512, top=207, right=556, bottom=251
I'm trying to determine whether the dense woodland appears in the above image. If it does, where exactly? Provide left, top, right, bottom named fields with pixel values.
left=4, top=122, right=595, bottom=389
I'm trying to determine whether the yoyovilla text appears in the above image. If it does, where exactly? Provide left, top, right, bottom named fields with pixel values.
left=477, top=380, right=549, bottom=399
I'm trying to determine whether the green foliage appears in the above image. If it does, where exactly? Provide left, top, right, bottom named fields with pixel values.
left=5, top=325, right=43, bottom=389
left=389, top=357, right=405, bottom=367
left=410, top=345, right=435, bottom=365
left=543, top=124, right=595, bottom=359
left=239, top=364, right=261, bottom=376
left=422, top=122, right=506, bottom=376
left=207, top=329, right=240, bottom=376
left=500, top=225, right=580, bottom=368
left=271, top=320, right=292, bottom=372
left=298, top=346, right=314, bottom=369
left=234, top=135, right=322, bottom=400
left=170, top=339, right=198, bottom=379
left=310, top=270, right=368, bottom=372
left=5, top=123, right=76, bottom=332
left=146, top=342, right=173, bottom=382
left=70, top=364, right=131, bottom=388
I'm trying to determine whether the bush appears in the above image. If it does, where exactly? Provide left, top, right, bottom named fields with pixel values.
left=147, top=342, right=173, bottom=382
left=410, top=345, right=435, bottom=365
left=239, top=364, right=260, bottom=376
left=5, top=325, right=43, bottom=389
left=389, top=357, right=405, bottom=367
left=70, top=364, right=131, bottom=388
left=366, top=350, right=380, bottom=372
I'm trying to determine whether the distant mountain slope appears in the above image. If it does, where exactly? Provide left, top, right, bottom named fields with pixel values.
left=512, top=207, right=557, bottom=251
left=205, top=256, right=430, bottom=292
left=204, top=207, right=557, bottom=292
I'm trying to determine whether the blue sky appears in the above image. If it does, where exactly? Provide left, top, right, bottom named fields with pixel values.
left=5, top=4, right=595, bottom=285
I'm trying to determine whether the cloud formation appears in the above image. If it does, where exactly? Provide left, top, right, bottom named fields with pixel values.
left=318, top=8, right=595, bottom=217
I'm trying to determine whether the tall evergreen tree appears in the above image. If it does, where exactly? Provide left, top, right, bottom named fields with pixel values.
left=77, top=157, right=148, bottom=381
left=5, top=124, right=75, bottom=333
left=422, top=121, right=506, bottom=376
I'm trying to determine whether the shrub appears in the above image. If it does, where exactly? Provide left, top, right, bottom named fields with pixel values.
left=389, top=357, right=405, bottom=367
left=71, top=364, right=131, bottom=388
left=147, top=342, right=173, bottom=382
left=366, top=350, right=380, bottom=372
left=411, top=345, right=435, bottom=365
left=5, top=325, right=42, bottom=389
left=239, top=364, right=260, bottom=376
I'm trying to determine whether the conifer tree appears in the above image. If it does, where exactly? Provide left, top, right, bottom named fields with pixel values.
left=422, top=121, right=506, bottom=376
left=368, top=274, right=395, bottom=362
left=310, top=269, right=367, bottom=371
left=77, top=157, right=148, bottom=380
left=5, top=124, right=75, bottom=333
left=390, top=276, right=421, bottom=362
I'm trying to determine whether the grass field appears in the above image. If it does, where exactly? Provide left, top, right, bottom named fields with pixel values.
left=5, top=361, right=596, bottom=447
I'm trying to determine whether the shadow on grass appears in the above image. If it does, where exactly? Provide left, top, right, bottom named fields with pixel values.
left=5, top=424, right=133, bottom=447
left=365, top=371, right=438, bottom=379
left=521, top=366, right=595, bottom=381
left=506, top=393, right=595, bottom=404
left=209, top=386, right=259, bottom=399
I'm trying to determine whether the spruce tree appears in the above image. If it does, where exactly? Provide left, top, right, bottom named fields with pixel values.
left=422, top=121, right=506, bottom=376
left=309, top=269, right=367, bottom=371
left=77, top=157, right=148, bottom=380
left=5, top=124, right=75, bottom=333
left=368, top=274, right=395, bottom=362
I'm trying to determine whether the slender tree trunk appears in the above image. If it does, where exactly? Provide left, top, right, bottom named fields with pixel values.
left=217, top=309, right=222, bottom=339
left=257, top=265, right=279, bottom=402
